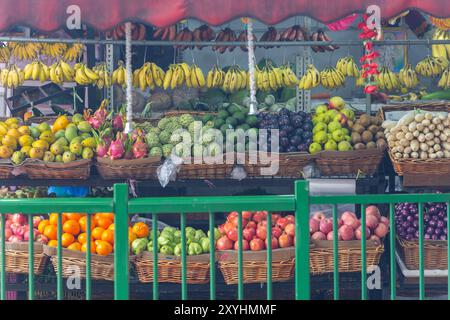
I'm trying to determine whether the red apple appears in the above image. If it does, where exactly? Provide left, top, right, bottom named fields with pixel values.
left=243, top=228, right=256, bottom=241
left=242, top=211, right=253, bottom=220
left=234, top=239, right=250, bottom=251
left=319, top=218, right=333, bottom=235
left=10, top=223, right=25, bottom=237
left=366, top=206, right=381, bottom=220
left=223, top=222, right=234, bottom=234
left=343, top=217, right=361, bottom=230
left=341, top=211, right=357, bottom=222
left=276, top=218, right=289, bottom=230
left=326, top=230, right=343, bottom=241
left=366, top=215, right=379, bottom=230
left=271, top=214, right=281, bottom=225
left=311, top=231, right=326, bottom=240
left=227, top=211, right=238, bottom=222
left=226, top=229, right=238, bottom=242
left=252, top=211, right=265, bottom=223
left=374, top=223, right=388, bottom=238
left=312, top=212, right=326, bottom=222
left=278, top=234, right=293, bottom=248
left=256, top=226, right=267, bottom=240
left=216, top=236, right=234, bottom=250
left=309, top=218, right=320, bottom=234
left=218, top=224, right=226, bottom=235
left=250, top=238, right=265, bottom=251
left=380, top=216, right=390, bottom=227
left=284, top=223, right=295, bottom=237
left=246, top=221, right=257, bottom=229
left=338, top=225, right=354, bottom=241
left=265, top=237, right=279, bottom=249
left=271, top=227, right=283, bottom=239
left=355, top=226, right=371, bottom=240
left=285, top=215, right=295, bottom=224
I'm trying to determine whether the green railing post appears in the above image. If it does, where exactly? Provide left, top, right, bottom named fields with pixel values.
left=295, top=180, right=310, bottom=300
left=1, top=214, right=5, bottom=301
left=114, top=183, right=129, bottom=300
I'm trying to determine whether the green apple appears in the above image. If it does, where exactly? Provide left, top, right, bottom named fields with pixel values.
left=309, top=142, right=322, bottom=155
left=329, top=96, right=346, bottom=110
left=333, top=113, right=348, bottom=125
left=313, top=123, right=327, bottom=134
left=341, top=128, right=349, bottom=136
left=324, top=140, right=338, bottom=151
left=344, top=135, right=351, bottom=142
left=313, top=131, right=328, bottom=144
left=332, top=129, right=345, bottom=142
left=326, top=109, right=339, bottom=121
left=341, top=108, right=355, bottom=120
left=328, top=121, right=342, bottom=133
left=338, top=141, right=352, bottom=151
left=315, top=104, right=328, bottom=114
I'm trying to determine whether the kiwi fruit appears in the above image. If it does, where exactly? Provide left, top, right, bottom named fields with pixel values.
left=347, top=120, right=354, bottom=129
left=366, top=141, right=377, bottom=149
left=375, top=131, right=385, bottom=140
left=351, top=132, right=362, bottom=144
left=371, top=115, right=382, bottom=126
left=376, top=139, right=387, bottom=149
left=368, top=125, right=379, bottom=134
left=359, top=114, right=371, bottom=128
left=352, top=123, right=365, bottom=134
left=354, top=143, right=366, bottom=150
left=361, top=130, right=374, bottom=143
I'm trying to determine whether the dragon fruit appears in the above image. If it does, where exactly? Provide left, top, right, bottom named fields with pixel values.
left=123, top=133, right=134, bottom=159
left=84, top=99, right=109, bottom=130
left=92, top=130, right=110, bottom=158
left=108, top=133, right=125, bottom=160
left=113, top=113, right=124, bottom=131
left=132, top=137, right=148, bottom=159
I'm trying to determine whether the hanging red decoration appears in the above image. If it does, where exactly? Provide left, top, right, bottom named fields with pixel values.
left=357, top=14, right=380, bottom=95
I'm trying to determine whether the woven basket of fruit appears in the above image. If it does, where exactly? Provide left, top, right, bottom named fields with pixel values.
left=23, top=159, right=92, bottom=180
left=243, top=152, right=313, bottom=178
left=397, top=237, right=447, bottom=270
left=380, top=102, right=450, bottom=176
left=96, top=156, right=161, bottom=180
left=0, top=161, right=14, bottom=179
left=5, top=243, right=48, bottom=275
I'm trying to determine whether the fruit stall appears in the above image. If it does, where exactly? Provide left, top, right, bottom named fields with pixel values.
left=0, top=0, right=449, bottom=301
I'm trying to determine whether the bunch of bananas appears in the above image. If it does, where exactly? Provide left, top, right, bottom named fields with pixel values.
left=41, top=43, right=68, bottom=58
left=415, top=56, right=448, bottom=77
left=112, top=62, right=127, bottom=88
left=74, top=63, right=99, bottom=86
left=255, top=65, right=284, bottom=91
left=376, top=66, right=400, bottom=91
left=23, top=61, right=50, bottom=82
left=399, top=64, right=419, bottom=88
left=8, top=42, right=41, bottom=61
left=222, top=66, right=248, bottom=92
left=431, top=28, right=450, bottom=61
left=48, top=60, right=75, bottom=84
left=336, top=56, right=360, bottom=77
left=186, top=64, right=206, bottom=89
left=163, top=63, right=194, bottom=90
left=356, top=74, right=366, bottom=87
left=63, top=43, right=84, bottom=62
left=0, top=65, right=24, bottom=88
left=438, top=67, right=450, bottom=89
left=133, top=62, right=165, bottom=91
left=298, top=64, right=321, bottom=90
left=278, top=64, right=299, bottom=87
left=92, top=63, right=112, bottom=89
left=0, top=44, right=10, bottom=63
left=206, top=65, right=226, bottom=88
left=320, top=67, right=345, bottom=89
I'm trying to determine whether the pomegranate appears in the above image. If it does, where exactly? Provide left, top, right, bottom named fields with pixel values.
left=309, top=218, right=320, bottom=234
left=284, top=223, right=295, bottom=237
left=276, top=218, right=289, bottom=230
left=326, top=231, right=343, bottom=241
left=366, top=215, right=379, bottom=230
left=343, top=216, right=361, bottom=230
left=311, top=231, right=326, bottom=240
left=319, top=218, right=333, bottom=235
left=256, top=226, right=267, bottom=240
left=226, top=229, right=238, bottom=242
left=242, top=211, right=252, bottom=220
left=265, top=237, right=279, bottom=249
left=374, top=223, right=388, bottom=238
left=365, top=206, right=381, bottom=220
left=271, top=214, right=281, bottom=225
left=246, top=221, right=256, bottom=229
left=338, top=225, right=354, bottom=241
left=278, top=234, right=293, bottom=248
left=10, top=223, right=25, bottom=237
left=252, top=211, right=265, bottom=223
left=4, top=228, right=13, bottom=241
left=355, top=226, right=371, bottom=240
left=250, top=238, right=265, bottom=251
left=243, top=228, right=256, bottom=241
left=234, top=239, right=250, bottom=251
left=380, top=216, right=390, bottom=227
left=341, top=211, right=357, bottom=222
left=216, top=236, right=233, bottom=250
left=271, top=227, right=283, bottom=239
left=11, top=214, right=26, bottom=225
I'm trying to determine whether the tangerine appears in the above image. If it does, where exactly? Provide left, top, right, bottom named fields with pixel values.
left=77, top=232, right=88, bottom=244
left=96, top=217, right=113, bottom=230
left=108, top=223, right=115, bottom=231
left=49, top=213, right=67, bottom=226
left=96, top=240, right=113, bottom=256
left=43, top=225, right=57, bottom=241
left=96, top=213, right=115, bottom=221
left=61, top=233, right=75, bottom=247
left=92, top=227, right=105, bottom=240
left=48, top=240, right=58, bottom=247
left=81, top=241, right=96, bottom=254
left=101, top=229, right=114, bottom=245
left=132, top=222, right=149, bottom=238
left=63, top=220, right=81, bottom=236
left=128, top=229, right=137, bottom=244
left=38, top=219, right=50, bottom=234
left=67, top=242, right=81, bottom=251
left=79, top=215, right=96, bottom=232
left=65, top=213, right=82, bottom=221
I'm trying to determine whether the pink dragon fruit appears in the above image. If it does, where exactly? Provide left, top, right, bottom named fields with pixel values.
left=92, top=130, right=110, bottom=158
left=113, top=113, right=124, bottom=131
left=108, top=133, right=125, bottom=160
left=84, top=99, right=109, bottom=130
left=97, top=143, right=109, bottom=158
left=132, top=137, right=148, bottom=159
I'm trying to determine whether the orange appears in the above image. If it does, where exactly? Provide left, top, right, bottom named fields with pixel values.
left=63, top=220, right=81, bottom=236
left=65, top=213, right=82, bottom=221
left=95, top=213, right=115, bottom=221
left=38, top=219, right=50, bottom=234
left=96, top=217, right=113, bottom=230
left=79, top=216, right=96, bottom=232
left=107, top=223, right=115, bottom=231
left=44, top=225, right=57, bottom=241
left=128, top=228, right=137, bottom=244
left=67, top=242, right=81, bottom=251
left=77, top=232, right=88, bottom=244
left=61, top=233, right=75, bottom=247
left=81, top=241, right=96, bottom=254
left=101, top=229, right=114, bottom=245
left=92, top=227, right=105, bottom=240
left=48, top=240, right=58, bottom=247
left=132, top=222, right=149, bottom=238
left=49, top=213, right=67, bottom=226
left=96, top=240, right=113, bottom=256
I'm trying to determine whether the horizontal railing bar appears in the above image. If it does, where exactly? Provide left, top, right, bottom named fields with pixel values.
left=0, top=36, right=449, bottom=47
left=0, top=198, right=113, bottom=213
left=310, top=194, right=450, bottom=205
left=128, top=195, right=295, bottom=213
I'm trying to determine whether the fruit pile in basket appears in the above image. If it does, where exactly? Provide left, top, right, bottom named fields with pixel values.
left=0, top=214, right=47, bottom=244
left=216, top=211, right=296, bottom=251
left=40, top=213, right=115, bottom=256
left=309, top=206, right=389, bottom=244
left=130, top=222, right=215, bottom=256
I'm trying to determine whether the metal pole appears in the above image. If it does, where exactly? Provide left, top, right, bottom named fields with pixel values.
left=124, top=23, right=133, bottom=134
left=247, top=19, right=257, bottom=115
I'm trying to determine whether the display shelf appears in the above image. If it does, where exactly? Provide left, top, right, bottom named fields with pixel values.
left=402, top=173, right=450, bottom=190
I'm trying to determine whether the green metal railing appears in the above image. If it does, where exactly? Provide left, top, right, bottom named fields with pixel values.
left=0, top=181, right=449, bottom=300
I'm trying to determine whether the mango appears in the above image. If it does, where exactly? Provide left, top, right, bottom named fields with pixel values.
left=0, top=145, right=13, bottom=159
left=40, top=130, right=55, bottom=143
left=82, top=147, right=94, bottom=160
left=70, top=136, right=83, bottom=144
left=29, top=147, right=44, bottom=159
left=5, top=118, right=19, bottom=126
left=30, top=127, right=41, bottom=139
left=65, top=124, right=78, bottom=142
left=55, top=130, right=66, bottom=139
left=18, top=135, right=34, bottom=147
left=7, top=128, right=21, bottom=139
left=80, top=132, right=91, bottom=140
left=81, top=137, right=96, bottom=148
left=55, top=154, right=63, bottom=162
left=52, top=115, right=70, bottom=133
left=11, top=151, right=25, bottom=165
left=77, top=121, right=92, bottom=133
left=0, top=124, right=7, bottom=136
left=69, top=141, right=83, bottom=156
left=18, top=125, right=31, bottom=136
left=32, top=139, right=49, bottom=151
left=20, top=146, right=32, bottom=157
left=72, top=113, right=84, bottom=125
left=54, top=137, right=69, bottom=146
left=37, top=122, right=51, bottom=133
left=62, top=151, right=76, bottom=163
left=43, top=151, right=55, bottom=162
left=50, top=143, right=64, bottom=155
left=2, top=135, right=17, bottom=149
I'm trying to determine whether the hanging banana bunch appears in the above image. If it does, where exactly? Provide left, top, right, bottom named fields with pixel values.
left=23, top=60, right=50, bottom=82
left=133, top=62, right=166, bottom=91
left=298, top=64, right=321, bottom=90
left=63, top=43, right=84, bottom=62
left=279, top=64, right=299, bottom=87
left=92, top=63, right=112, bottom=89
left=355, top=73, right=366, bottom=87
left=415, top=56, right=448, bottom=77
left=376, top=66, right=400, bottom=91
left=48, top=60, right=75, bottom=84
left=255, top=64, right=284, bottom=91
left=222, top=65, right=248, bottom=92
left=0, top=65, right=25, bottom=89
left=336, top=56, right=360, bottom=77
left=73, top=63, right=99, bottom=86
left=438, top=66, right=450, bottom=89
left=0, top=44, right=10, bottom=63
left=320, top=67, right=345, bottom=89
left=431, top=28, right=450, bottom=61
left=41, top=43, right=68, bottom=59
left=8, top=42, right=41, bottom=61
left=399, top=64, right=419, bottom=88
left=206, top=65, right=226, bottom=88
left=112, top=61, right=127, bottom=88
left=163, top=63, right=194, bottom=90
left=188, top=64, right=206, bottom=89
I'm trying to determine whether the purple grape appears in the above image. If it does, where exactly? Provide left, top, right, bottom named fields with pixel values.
left=402, top=221, right=411, bottom=228
left=439, top=235, right=447, bottom=241
left=424, top=233, right=431, bottom=240
left=424, top=214, right=431, bottom=222
left=406, top=234, right=414, bottom=241
left=429, top=220, right=437, bottom=227
left=407, top=227, right=416, bottom=234
left=407, top=215, right=415, bottom=222
left=435, top=228, right=442, bottom=235
left=432, top=234, right=439, bottom=240
left=413, top=220, right=419, bottom=228
left=437, top=220, right=445, bottom=229
left=426, top=226, right=435, bottom=234
left=432, top=215, right=439, bottom=221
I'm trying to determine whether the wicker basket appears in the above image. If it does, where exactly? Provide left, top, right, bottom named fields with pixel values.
left=23, top=159, right=91, bottom=180
left=96, top=156, right=161, bottom=180
left=44, top=246, right=127, bottom=281
left=380, top=102, right=450, bottom=176
left=4, top=243, right=48, bottom=275
left=133, top=252, right=211, bottom=284
left=314, top=148, right=385, bottom=176
left=0, top=162, right=14, bottom=179
left=309, top=240, right=384, bottom=274
left=218, top=248, right=295, bottom=285
left=244, top=152, right=312, bottom=178
left=397, top=237, right=448, bottom=270
left=177, top=153, right=235, bottom=179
